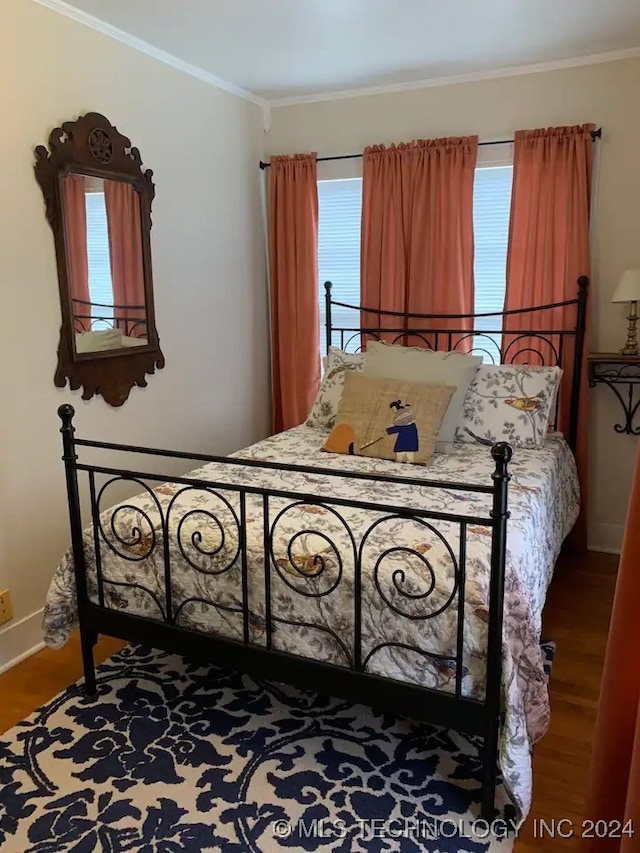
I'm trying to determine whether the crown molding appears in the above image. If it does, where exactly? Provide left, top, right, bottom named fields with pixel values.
left=269, top=45, right=640, bottom=107
left=32, top=0, right=268, bottom=109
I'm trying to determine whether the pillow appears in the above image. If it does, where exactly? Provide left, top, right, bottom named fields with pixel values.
left=322, top=373, right=455, bottom=465
left=306, top=347, right=366, bottom=429
left=121, top=335, right=148, bottom=348
left=75, top=329, right=123, bottom=353
left=363, top=341, right=482, bottom=446
left=455, top=364, right=563, bottom=448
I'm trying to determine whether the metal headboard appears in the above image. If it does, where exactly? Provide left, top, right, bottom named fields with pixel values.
left=324, top=276, right=589, bottom=453
left=72, top=297, right=148, bottom=338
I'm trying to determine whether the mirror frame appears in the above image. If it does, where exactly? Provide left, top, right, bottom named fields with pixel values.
left=34, top=112, right=164, bottom=406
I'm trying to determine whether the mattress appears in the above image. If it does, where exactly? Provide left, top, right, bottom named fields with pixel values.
left=43, top=425, right=579, bottom=818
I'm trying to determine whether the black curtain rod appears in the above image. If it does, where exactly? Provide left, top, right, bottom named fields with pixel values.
left=259, top=127, right=602, bottom=169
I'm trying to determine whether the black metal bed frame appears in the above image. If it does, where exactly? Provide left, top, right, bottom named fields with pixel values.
left=72, top=297, right=147, bottom=338
left=325, top=277, right=589, bottom=452
left=58, top=276, right=588, bottom=821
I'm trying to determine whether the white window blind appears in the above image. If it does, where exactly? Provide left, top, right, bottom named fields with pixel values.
left=318, top=178, right=362, bottom=353
left=472, top=165, right=513, bottom=361
left=85, top=191, right=114, bottom=330
left=317, top=165, right=513, bottom=360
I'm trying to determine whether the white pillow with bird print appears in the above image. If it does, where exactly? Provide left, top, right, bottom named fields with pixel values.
left=455, top=364, right=563, bottom=449
left=306, top=347, right=366, bottom=429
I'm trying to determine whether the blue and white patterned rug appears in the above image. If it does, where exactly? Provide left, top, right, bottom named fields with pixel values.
left=0, top=643, right=555, bottom=853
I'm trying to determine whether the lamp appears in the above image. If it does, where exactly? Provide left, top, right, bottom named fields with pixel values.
left=612, top=269, right=640, bottom=355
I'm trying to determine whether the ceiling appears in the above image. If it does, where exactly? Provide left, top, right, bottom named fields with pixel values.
left=56, top=0, right=640, bottom=102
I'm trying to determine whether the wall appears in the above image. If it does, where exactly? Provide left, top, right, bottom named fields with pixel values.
left=0, top=0, right=269, bottom=671
left=267, top=58, right=640, bottom=553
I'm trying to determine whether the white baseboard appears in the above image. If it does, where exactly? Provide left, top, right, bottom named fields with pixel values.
left=588, top=522, right=624, bottom=556
left=0, top=608, right=46, bottom=675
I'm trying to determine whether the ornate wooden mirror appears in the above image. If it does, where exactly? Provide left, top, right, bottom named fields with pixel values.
left=34, top=112, right=164, bottom=406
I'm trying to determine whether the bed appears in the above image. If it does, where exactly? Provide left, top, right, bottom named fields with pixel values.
left=45, top=278, right=589, bottom=822
left=72, top=297, right=148, bottom=341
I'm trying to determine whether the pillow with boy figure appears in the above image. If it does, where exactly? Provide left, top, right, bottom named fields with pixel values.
left=322, top=373, right=455, bottom=465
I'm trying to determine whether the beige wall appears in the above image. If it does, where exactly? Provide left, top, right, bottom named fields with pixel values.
left=0, top=0, right=269, bottom=670
left=267, top=58, right=640, bottom=553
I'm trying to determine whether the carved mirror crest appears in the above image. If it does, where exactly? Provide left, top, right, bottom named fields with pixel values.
left=34, top=112, right=164, bottom=406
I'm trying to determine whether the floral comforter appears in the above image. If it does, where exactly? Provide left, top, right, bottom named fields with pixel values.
left=43, top=426, right=579, bottom=819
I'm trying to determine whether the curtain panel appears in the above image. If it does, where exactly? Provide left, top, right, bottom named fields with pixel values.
left=269, top=153, right=320, bottom=433
left=504, top=124, right=595, bottom=548
left=582, top=446, right=640, bottom=853
left=360, top=136, right=478, bottom=349
left=104, top=180, right=146, bottom=338
left=62, top=175, right=91, bottom=321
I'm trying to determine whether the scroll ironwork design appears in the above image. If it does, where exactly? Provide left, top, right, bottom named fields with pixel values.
left=173, top=596, right=245, bottom=627
left=359, top=515, right=459, bottom=621
left=100, top=577, right=166, bottom=621
left=501, top=333, right=561, bottom=366
left=452, top=333, right=501, bottom=363
left=271, top=614, right=353, bottom=665
left=269, top=501, right=356, bottom=598
left=390, top=332, right=434, bottom=348
left=166, top=486, right=241, bottom=575
left=96, top=476, right=162, bottom=562
left=588, top=360, right=640, bottom=435
left=94, top=476, right=166, bottom=616
left=341, top=331, right=373, bottom=353
left=362, top=640, right=459, bottom=673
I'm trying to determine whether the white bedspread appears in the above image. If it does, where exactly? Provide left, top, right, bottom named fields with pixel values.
left=43, top=426, right=579, bottom=819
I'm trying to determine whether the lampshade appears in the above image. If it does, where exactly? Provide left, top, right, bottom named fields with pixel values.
left=612, top=269, right=640, bottom=303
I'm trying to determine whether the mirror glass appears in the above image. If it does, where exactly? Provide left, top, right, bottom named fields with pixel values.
left=60, top=173, right=148, bottom=355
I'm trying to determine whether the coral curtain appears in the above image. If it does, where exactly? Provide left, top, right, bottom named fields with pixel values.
left=269, top=153, right=320, bottom=433
left=360, top=137, right=478, bottom=349
left=62, top=175, right=91, bottom=329
left=582, top=447, right=640, bottom=853
left=504, top=124, right=594, bottom=548
left=104, top=179, right=146, bottom=338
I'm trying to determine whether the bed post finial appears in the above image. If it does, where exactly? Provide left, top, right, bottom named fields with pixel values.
left=58, top=403, right=76, bottom=432
left=58, top=404, right=77, bottom=465
left=490, top=441, right=513, bottom=474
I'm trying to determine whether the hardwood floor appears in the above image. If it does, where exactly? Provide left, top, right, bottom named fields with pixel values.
left=516, top=550, right=618, bottom=851
left=0, top=552, right=617, bottom=851
left=0, top=635, right=125, bottom=736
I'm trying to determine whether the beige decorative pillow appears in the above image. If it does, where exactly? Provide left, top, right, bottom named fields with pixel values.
left=322, top=373, right=455, bottom=465
left=364, top=341, right=482, bottom=447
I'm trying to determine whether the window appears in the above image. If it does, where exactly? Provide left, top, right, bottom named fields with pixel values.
left=85, top=190, right=113, bottom=330
left=317, top=164, right=513, bottom=360
left=318, top=178, right=362, bottom=352
left=472, top=165, right=513, bottom=361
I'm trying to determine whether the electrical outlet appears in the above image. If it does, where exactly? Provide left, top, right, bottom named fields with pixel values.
left=0, top=590, right=13, bottom=627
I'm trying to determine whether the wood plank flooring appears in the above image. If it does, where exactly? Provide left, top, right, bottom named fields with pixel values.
left=516, top=550, right=618, bottom=851
left=0, top=634, right=125, bottom=735
left=0, top=551, right=618, bottom=851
